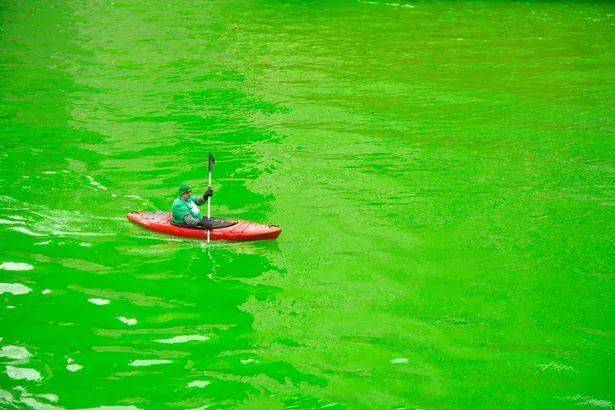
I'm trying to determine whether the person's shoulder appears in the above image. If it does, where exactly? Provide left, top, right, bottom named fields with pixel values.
left=172, top=197, right=183, bottom=207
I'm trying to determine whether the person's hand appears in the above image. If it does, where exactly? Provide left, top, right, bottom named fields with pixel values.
left=204, top=187, right=214, bottom=198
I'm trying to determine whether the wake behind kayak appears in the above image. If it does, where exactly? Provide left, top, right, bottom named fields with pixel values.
left=127, top=212, right=281, bottom=242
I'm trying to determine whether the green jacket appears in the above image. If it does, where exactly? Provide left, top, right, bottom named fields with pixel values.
left=172, top=195, right=206, bottom=224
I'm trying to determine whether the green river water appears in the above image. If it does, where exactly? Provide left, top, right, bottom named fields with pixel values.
left=1, top=1, right=614, bottom=408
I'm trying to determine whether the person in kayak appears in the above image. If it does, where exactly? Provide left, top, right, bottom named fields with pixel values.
left=172, top=183, right=214, bottom=228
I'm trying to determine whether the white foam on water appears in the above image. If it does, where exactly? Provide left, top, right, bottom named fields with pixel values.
left=0, top=345, right=31, bottom=361
left=129, top=359, right=172, bottom=367
left=124, top=195, right=143, bottom=200
left=0, top=262, right=33, bottom=271
left=0, top=218, right=22, bottom=225
left=187, top=380, right=210, bottom=388
left=34, top=241, right=52, bottom=246
left=51, top=230, right=114, bottom=238
left=42, top=289, right=52, bottom=295
left=20, top=397, right=62, bottom=410
left=537, top=362, right=574, bottom=372
left=84, top=406, right=141, bottom=410
left=588, top=400, right=612, bottom=408
left=117, top=317, right=137, bottom=326
left=88, top=298, right=110, bottom=306
left=240, top=358, right=257, bottom=364
left=567, top=395, right=612, bottom=408
left=42, top=171, right=56, bottom=175
left=0, top=195, right=17, bottom=203
left=391, top=357, right=409, bottom=364
left=10, top=226, right=45, bottom=237
left=6, top=306, right=15, bottom=309
left=86, top=176, right=108, bottom=191
left=66, top=363, right=83, bottom=372
left=0, top=283, right=33, bottom=296
left=79, top=242, right=92, bottom=248
left=0, top=389, right=13, bottom=402
left=6, top=365, right=42, bottom=381
left=360, top=0, right=414, bottom=8
left=36, top=393, right=59, bottom=403
left=154, top=335, right=209, bottom=344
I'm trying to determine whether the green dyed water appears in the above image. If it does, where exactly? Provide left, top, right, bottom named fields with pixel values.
left=1, top=1, right=614, bottom=408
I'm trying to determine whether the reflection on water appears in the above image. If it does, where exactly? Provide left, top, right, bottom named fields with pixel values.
left=155, top=335, right=209, bottom=344
left=128, top=359, right=172, bottom=367
left=66, top=358, right=84, bottom=372
left=117, top=316, right=138, bottom=326
left=0, top=283, right=32, bottom=296
left=0, top=262, right=33, bottom=271
left=187, top=380, right=210, bottom=388
left=6, top=365, right=42, bottom=381
left=87, top=298, right=110, bottom=306
left=0, top=345, right=31, bottom=361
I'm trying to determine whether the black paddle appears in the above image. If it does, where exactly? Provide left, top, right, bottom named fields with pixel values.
left=207, top=153, right=215, bottom=243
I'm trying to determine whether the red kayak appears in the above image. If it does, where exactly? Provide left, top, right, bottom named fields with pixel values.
left=127, top=212, right=281, bottom=242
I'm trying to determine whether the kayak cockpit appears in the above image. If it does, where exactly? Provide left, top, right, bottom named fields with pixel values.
left=170, top=218, right=238, bottom=230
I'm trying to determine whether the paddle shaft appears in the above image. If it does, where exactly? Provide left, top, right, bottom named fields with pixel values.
left=207, top=171, right=211, bottom=243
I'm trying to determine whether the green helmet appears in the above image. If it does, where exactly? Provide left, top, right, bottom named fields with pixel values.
left=178, top=183, right=191, bottom=196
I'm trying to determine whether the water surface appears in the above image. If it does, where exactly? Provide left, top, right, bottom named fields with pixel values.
left=1, top=0, right=613, bottom=408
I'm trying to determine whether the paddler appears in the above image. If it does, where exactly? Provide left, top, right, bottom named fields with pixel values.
left=172, top=183, right=214, bottom=228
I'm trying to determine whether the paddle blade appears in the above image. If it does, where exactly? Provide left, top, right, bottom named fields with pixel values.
left=208, top=153, right=215, bottom=173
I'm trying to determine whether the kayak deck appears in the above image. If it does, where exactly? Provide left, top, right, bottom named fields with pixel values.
left=127, top=212, right=281, bottom=242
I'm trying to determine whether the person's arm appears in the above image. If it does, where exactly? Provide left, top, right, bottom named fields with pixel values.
left=183, top=214, right=201, bottom=227
left=195, top=187, right=214, bottom=205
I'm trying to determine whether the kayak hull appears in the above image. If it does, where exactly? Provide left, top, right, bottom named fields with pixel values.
left=127, top=212, right=281, bottom=242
